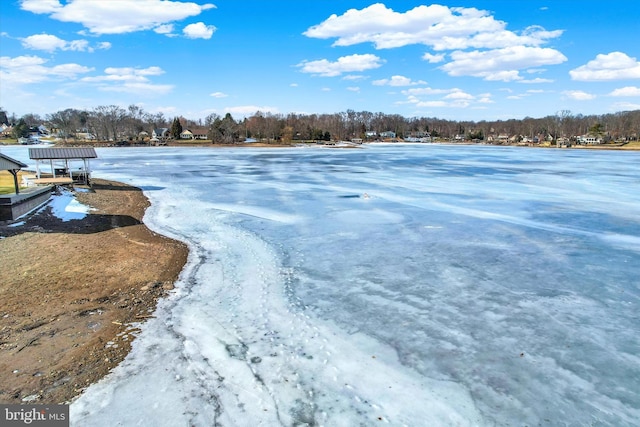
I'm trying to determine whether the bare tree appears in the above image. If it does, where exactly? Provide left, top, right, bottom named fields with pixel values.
left=91, top=105, right=127, bottom=141
left=555, top=109, right=572, bottom=143
left=47, top=108, right=80, bottom=141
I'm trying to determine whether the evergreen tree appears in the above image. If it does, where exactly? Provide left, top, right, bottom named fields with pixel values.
left=12, top=118, right=29, bottom=139
left=170, top=117, right=183, bottom=139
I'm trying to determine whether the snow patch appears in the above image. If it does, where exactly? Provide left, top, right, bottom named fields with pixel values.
left=49, top=188, right=93, bottom=221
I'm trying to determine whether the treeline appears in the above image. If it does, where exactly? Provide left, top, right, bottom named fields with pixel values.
left=2, top=106, right=640, bottom=143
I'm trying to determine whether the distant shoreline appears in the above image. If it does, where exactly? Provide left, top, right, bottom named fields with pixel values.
left=3, top=140, right=639, bottom=151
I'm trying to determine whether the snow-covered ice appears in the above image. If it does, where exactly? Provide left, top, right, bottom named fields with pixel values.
left=3, top=144, right=639, bottom=426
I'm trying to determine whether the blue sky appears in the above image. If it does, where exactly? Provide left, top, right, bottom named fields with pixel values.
left=1, top=0, right=639, bottom=122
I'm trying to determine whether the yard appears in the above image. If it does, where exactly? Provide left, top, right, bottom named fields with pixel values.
left=0, top=170, right=29, bottom=195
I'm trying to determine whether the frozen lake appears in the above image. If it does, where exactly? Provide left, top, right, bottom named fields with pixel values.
left=3, top=144, right=639, bottom=426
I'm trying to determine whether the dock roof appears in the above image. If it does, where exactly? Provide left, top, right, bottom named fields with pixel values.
left=29, top=147, right=97, bottom=160
left=0, top=153, right=28, bottom=171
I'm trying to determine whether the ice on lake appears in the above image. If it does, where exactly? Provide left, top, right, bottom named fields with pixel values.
left=3, top=144, right=639, bottom=426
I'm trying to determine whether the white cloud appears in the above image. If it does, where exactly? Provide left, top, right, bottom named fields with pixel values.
left=304, top=4, right=562, bottom=50
left=99, top=82, right=174, bottom=95
left=401, top=87, right=478, bottom=109
left=67, top=39, right=89, bottom=51
left=519, top=77, right=554, bottom=84
left=21, top=34, right=66, bottom=52
left=183, top=22, right=216, bottom=39
left=563, top=90, right=596, bottom=101
left=413, top=100, right=448, bottom=108
left=20, top=33, right=109, bottom=53
left=19, top=0, right=61, bottom=14
left=154, top=24, right=175, bottom=35
left=401, top=86, right=497, bottom=109
left=0, top=55, right=93, bottom=84
left=441, top=46, right=567, bottom=81
left=342, top=74, right=367, bottom=81
left=304, top=4, right=565, bottom=83
left=136, top=66, right=164, bottom=76
left=20, top=0, right=216, bottom=35
left=477, top=94, right=494, bottom=104
left=82, top=66, right=164, bottom=83
left=422, top=53, right=445, bottom=63
left=1, top=55, right=45, bottom=68
left=444, top=90, right=474, bottom=100
left=569, top=52, right=640, bottom=81
left=80, top=66, right=172, bottom=95
left=402, top=87, right=449, bottom=96
left=210, top=91, right=228, bottom=98
left=153, top=106, right=178, bottom=115
left=372, top=75, right=426, bottom=86
left=51, top=63, right=94, bottom=77
left=297, top=54, right=384, bottom=77
left=347, top=86, right=360, bottom=92
left=609, top=86, right=640, bottom=97
left=611, top=101, right=640, bottom=111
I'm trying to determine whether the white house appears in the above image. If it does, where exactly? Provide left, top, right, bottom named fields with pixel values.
left=76, top=132, right=96, bottom=140
left=576, top=135, right=603, bottom=145
left=179, top=128, right=208, bottom=140
left=365, top=131, right=377, bottom=139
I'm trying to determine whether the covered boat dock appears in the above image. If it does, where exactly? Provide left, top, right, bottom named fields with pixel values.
left=29, top=147, right=97, bottom=185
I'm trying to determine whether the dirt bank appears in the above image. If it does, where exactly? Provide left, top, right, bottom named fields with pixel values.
left=0, top=179, right=188, bottom=404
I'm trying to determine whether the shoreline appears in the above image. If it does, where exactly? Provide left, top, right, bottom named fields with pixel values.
left=0, top=179, right=189, bottom=404
left=4, top=140, right=639, bottom=151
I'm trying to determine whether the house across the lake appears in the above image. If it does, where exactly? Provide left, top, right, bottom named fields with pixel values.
left=576, top=135, right=603, bottom=145
left=152, top=128, right=170, bottom=140
left=180, top=128, right=208, bottom=140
